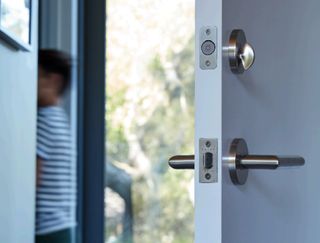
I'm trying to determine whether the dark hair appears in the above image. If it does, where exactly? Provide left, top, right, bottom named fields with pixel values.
left=38, top=49, right=72, bottom=93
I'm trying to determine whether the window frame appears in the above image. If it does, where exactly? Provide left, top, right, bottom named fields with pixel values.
left=77, top=0, right=106, bottom=242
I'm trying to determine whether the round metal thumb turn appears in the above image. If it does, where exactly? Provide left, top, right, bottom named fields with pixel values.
left=228, top=138, right=305, bottom=185
left=228, top=29, right=255, bottom=74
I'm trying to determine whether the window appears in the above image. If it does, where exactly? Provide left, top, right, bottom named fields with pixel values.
left=105, top=0, right=195, bottom=242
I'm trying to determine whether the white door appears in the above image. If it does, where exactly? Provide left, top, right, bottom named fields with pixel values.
left=171, top=0, right=318, bottom=242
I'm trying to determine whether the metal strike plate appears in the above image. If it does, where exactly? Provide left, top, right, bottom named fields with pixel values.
left=200, top=26, right=217, bottom=70
left=199, top=138, right=218, bottom=183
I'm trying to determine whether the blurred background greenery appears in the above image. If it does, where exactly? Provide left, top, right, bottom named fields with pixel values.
left=105, top=0, right=195, bottom=242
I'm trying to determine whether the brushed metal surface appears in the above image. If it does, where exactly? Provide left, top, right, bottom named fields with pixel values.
left=200, top=26, right=218, bottom=70
left=228, top=138, right=305, bottom=185
left=199, top=138, right=218, bottom=183
left=168, top=155, right=195, bottom=169
left=227, top=29, right=255, bottom=74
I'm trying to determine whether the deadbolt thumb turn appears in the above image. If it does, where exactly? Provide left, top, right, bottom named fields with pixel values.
left=228, top=138, right=305, bottom=185
left=227, top=29, right=255, bottom=74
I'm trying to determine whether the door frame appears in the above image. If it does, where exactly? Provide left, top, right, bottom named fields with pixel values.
left=77, top=0, right=106, bottom=242
left=77, top=0, right=223, bottom=242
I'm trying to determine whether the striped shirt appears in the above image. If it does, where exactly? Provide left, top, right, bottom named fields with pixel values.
left=36, top=106, right=77, bottom=235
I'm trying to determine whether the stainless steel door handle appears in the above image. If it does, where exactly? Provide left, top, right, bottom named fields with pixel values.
left=228, top=138, right=305, bottom=185
left=239, top=155, right=304, bottom=169
left=227, top=29, right=255, bottom=74
left=168, top=155, right=195, bottom=169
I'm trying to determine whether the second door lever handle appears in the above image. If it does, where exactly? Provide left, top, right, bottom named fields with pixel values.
left=168, top=155, right=195, bottom=169
left=239, top=155, right=305, bottom=169
left=228, top=138, right=305, bottom=185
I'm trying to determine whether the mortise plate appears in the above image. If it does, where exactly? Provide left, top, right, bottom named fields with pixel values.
left=200, top=26, right=217, bottom=70
left=199, top=138, right=218, bottom=183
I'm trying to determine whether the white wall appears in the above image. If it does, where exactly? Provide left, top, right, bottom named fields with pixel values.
left=0, top=2, right=39, bottom=243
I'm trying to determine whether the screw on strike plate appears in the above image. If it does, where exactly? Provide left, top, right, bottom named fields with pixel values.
left=205, top=141, right=211, bottom=148
left=205, top=173, right=211, bottom=180
left=205, top=60, right=211, bottom=66
left=206, top=29, right=211, bottom=35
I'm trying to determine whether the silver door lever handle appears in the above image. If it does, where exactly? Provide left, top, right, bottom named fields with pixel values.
left=238, top=155, right=304, bottom=169
left=168, top=155, right=195, bottom=169
left=228, top=138, right=305, bottom=185
left=168, top=154, right=304, bottom=170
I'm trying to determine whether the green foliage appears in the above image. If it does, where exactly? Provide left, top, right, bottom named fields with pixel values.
left=148, top=55, right=166, bottom=81
left=106, top=88, right=129, bottom=163
left=105, top=0, right=195, bottom=242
